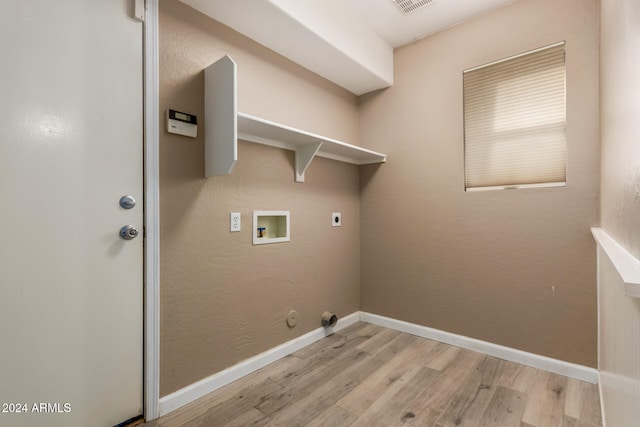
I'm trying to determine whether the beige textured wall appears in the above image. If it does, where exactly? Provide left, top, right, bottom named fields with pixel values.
left=160, top=1, right=361, bottom=396
left=359, top=0, right=600, bottom=367
left=598, top=0, right=640, bottom=424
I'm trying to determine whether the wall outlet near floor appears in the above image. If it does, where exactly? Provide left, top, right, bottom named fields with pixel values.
left=332, top=213, right=342, bottom=227
left=230, top=212, right=241, bottom=232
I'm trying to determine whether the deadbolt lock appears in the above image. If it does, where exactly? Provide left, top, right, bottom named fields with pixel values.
left=119, top=195, right=136, bottom=209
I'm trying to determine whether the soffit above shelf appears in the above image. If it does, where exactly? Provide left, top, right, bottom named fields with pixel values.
left=180, top=0, right=519, bottom=95
left=181, top=0, right=393, bottom=95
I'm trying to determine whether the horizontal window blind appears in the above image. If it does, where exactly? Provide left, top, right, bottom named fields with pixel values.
left=464, top=42, right=566, bottom=190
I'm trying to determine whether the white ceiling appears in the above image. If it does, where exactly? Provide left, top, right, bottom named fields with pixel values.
left=180, top=0, right=518, bottom=95
left=343, top=0, right=519, bottom=48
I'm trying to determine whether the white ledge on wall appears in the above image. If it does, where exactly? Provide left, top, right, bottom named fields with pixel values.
left=237, top=113, right=387, bottom=182
left=591, top=227, right=640, bottom=297
left=204, top=55, right=386, bottom=182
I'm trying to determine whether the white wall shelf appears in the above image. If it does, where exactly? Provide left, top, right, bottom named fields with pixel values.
left=204, top=55, right=387, bottom=182
left=592, top=227, right=640, bottom=298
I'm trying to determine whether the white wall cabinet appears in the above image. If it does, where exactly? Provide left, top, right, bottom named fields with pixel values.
left=204, top=55, right=387, bottom=182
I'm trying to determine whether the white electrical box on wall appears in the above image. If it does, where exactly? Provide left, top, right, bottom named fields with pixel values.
left=167, top=109, right=198, bottom=138
left=253, top=211, right=290, bottom=245
left=332, top=212, right=342, bottom=227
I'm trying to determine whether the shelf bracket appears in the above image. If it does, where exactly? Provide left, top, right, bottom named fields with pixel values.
left=295, top=142, right=322, bottom=183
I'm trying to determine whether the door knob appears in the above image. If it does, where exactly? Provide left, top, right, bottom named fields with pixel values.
left=120, top=225, right=139, bottom=240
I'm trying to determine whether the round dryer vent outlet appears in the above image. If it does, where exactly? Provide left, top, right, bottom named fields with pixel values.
left=286, top=310, right=299, bottom=328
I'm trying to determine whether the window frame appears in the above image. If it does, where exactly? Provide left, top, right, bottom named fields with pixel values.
left=463, top=41, right=567, bottom=192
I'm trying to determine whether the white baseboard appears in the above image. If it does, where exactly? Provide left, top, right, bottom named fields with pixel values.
left=360, top=312, right=598, bottom=384
left=159, top=310, right=598, bottom=418
left=158, top=311, right=361, bottom=416
left=598, top=372, right=607, bottom=427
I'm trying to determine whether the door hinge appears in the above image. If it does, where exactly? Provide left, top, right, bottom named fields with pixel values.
left=134, top=0, right=145, bottom=22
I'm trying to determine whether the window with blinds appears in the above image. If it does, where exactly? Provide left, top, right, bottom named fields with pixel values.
left=463, top=42, right=566, bottom=191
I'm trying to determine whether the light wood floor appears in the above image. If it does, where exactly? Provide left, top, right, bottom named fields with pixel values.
left=146, top=322, right=602, bottom=427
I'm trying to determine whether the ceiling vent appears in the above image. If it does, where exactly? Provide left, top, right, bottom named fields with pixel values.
left=392, top=0, right=435, bottom=15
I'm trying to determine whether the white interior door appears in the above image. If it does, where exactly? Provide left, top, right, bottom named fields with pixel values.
left=0, top=1, right=143, bottom=426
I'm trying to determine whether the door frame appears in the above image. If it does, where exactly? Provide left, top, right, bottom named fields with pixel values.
left=144, top=0, right=161, bottom=421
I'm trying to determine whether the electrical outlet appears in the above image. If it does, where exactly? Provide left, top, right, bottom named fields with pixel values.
left=230, top=212, right=241, bottom=232
left=332, top=212, right=342, bottom=227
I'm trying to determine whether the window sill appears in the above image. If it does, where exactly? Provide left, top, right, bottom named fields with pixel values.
left=465, top=182, right=566, bottom=192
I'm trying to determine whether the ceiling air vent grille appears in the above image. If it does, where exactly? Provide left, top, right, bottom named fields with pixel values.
left=392, top=0, right=434, bottom=15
